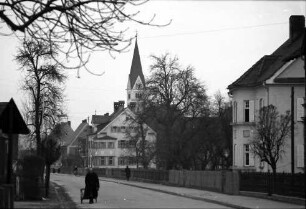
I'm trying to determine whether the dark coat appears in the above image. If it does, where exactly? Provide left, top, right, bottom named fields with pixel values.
left=84, top=171, right=99, bottom=199
left=125, top=167, right=131, bottom=178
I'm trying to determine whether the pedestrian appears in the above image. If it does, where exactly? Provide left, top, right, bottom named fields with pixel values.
left=84, top=167, right=99, bottom=204
left=125, top=166, right=131, bottom=181
left=73, top=165, right=78, bottom=175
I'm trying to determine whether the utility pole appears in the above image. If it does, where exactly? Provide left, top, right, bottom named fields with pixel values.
left=291, top=86, right=295, bottom=175
left=301, top=28, right=306, bottom=202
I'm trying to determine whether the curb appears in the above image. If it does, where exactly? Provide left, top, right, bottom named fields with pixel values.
left=240, top=191, right=305, bottom=206
left=100, top=178, right=250, bottom=209
left=52, top=181, right=78, bottom=209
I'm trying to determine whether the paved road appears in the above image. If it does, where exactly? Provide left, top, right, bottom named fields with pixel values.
left=51, top=173, right=232, bottom=208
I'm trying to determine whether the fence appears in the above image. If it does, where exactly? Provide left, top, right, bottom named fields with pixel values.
left=240, top=172, right=305, bottom=198
left=59, top=167, right=239, bottom=195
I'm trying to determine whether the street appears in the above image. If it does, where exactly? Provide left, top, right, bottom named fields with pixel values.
left=51, top=173, right=232, bottom=208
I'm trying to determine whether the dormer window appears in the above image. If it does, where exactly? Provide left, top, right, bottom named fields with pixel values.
left=136, top=84, right=142, bottom=89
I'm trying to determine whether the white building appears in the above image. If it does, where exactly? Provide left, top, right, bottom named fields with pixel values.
left=228, top=15, right=305, bottom=173
left=88, top=39, right=156, bottom=168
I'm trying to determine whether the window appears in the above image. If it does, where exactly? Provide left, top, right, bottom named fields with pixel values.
left=128, top=94, right=131, bottom=99
left=111, top=126, right=117, bottom=133
left=108, top=142, right=115, bottom=149
left=244, top=144, right=254, bottom=166
left=136, top=84, right=142, bottom=89
left=233, top=130, right=237, bottom=139
left=128, top=156, right=136, bottom=165
left=243, top=130, right=250, bottom=138
left=244, top=144, right=250, bottom=166
left=136, top=93, right=142, bottom=99
left=116, top=127, right=121, bottom=133
left=108, top=156, right=114, bottom=165
left=244, top=100, right=250, bottom=122
left=121, top=126, right=126, bottom=132
left=128, top=140, right=136, bottom=148
left=101, top=142, right=106, bottom=149
left=118, top=140, right=126, bottom=148
left=118, top=157, right=126, bottom=165
left=101, top=157, right=106, bottom=165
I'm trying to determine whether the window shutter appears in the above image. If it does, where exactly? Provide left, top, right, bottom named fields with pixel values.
left=296, top=98, right=304, bottom=122
left=297, top=144, right=304, bottom=168
left=237, top=101, right=243, bottom=123
left=249, top=145, right=255, bottom=166
left=234, top=144, right=238, bottom=166
left=239, top=145, right=243, bottom=166
left=249, top=100, right=255, bottom=122
left=232, top=101, right=235, bottom=123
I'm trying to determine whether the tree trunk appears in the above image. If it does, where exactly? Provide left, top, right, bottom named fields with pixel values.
left=45, top=164, right=51, bottom=198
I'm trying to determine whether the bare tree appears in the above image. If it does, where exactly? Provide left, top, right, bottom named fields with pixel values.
left=251, top=105, right=291, bottom=175
left=0, top=0, right=168, bottom=72
left=210, top=90, right=232, bottom=169
left=124, top=112, right=156, bottom=169
left=41, top=130, right=61, bottom=197
left=16, top=39, right=66, bottom=156
left=144, top=53, right=210, bottom=169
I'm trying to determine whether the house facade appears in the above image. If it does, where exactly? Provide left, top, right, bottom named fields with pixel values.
left=88, top=39, right=156, bottom=168
left=88, top=106, right=156, bottom=168
left=228, top=15, right=305, bottom=173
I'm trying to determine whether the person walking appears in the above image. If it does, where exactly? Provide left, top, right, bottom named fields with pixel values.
left=125, top=166, right=131, bottom=181
left=84, top=167, right=99, bottom=204
left=73, top=165, right=78, bottom=175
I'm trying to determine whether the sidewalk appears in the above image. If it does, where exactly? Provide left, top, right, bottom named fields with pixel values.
left=14, top=182, right=76, bottom=209
left=100, top=177, right=305, bottom=209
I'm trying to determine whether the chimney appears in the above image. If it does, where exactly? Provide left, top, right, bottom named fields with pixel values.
left=114, top=101, right=125, bottom=112
left=82, top=119, right=87, bottom=123
left=289, top=15, right=305, bottom=39
left=114, top=102, right=119, bottom=112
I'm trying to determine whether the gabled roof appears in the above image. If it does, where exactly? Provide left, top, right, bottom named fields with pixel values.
left=228, top=18, right=305, bottom=90
left=65, top=120, right=89, bottom=146
left=128, top=38, right=145, bottom=89
left=91, top=107, right=125, bottom=134
left=0, top=99, right=29, bottom=134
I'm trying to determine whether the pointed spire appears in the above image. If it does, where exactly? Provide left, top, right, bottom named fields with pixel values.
left=129, top=37, right=145, bottom=89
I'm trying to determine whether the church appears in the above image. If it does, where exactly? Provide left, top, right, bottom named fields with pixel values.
left=87, top=39, right=156, bottom=168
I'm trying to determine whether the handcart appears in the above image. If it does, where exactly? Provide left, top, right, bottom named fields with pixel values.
left=80, top=188, right=98, bottom=204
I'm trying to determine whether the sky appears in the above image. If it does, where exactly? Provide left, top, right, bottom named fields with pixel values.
left=0, top=1, right=305, bottom=130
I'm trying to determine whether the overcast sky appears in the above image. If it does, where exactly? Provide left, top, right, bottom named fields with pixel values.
left=0, top=1, right=305, bottom=130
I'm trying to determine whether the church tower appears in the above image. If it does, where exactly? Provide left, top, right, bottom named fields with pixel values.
left=127, top=38, right=145, bottom=112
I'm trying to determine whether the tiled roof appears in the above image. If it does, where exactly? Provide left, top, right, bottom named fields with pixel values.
left=228, top=21, right=305, bottom=90
left=129, top=39, right=145, bottom=89
left=91, top=107, right=126, bottom=134
left=91, top=114, right=111, bottom=125
left=64, top=120, right=88, bottom=146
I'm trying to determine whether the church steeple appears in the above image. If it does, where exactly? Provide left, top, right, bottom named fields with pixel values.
left=127, top=38, right=145, bottom=112
left=128, top=38, right=145, bottom=89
